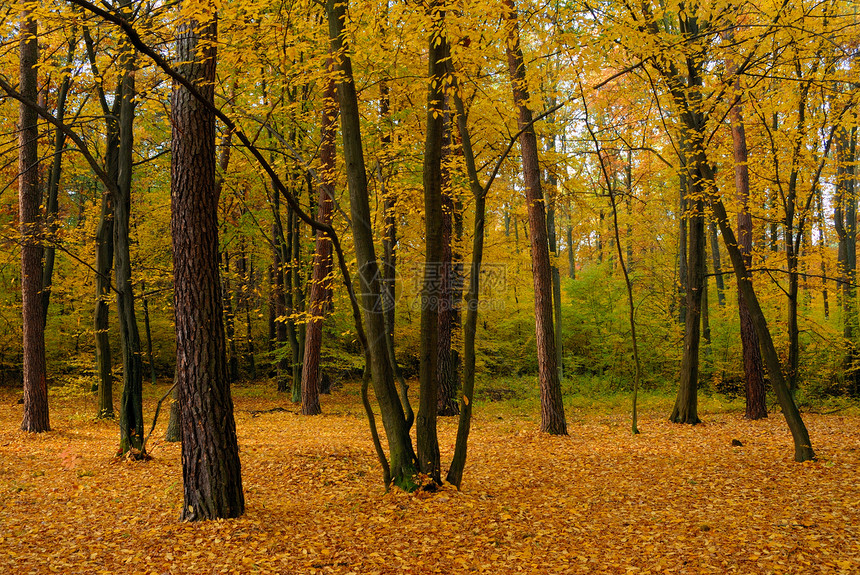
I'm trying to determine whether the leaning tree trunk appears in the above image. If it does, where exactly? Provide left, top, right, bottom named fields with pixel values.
left=327, top=0, right=417, bottom=490
left=19, top=12, right=49, bottom=433
left=301, top=70, right=336, bottom=417
left=504, top=0, right=567, bottom=435
left=172, top=8, right=244, bottom=520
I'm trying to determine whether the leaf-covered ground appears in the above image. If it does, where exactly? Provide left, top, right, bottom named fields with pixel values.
left=1, top=384, right=858, bottom=574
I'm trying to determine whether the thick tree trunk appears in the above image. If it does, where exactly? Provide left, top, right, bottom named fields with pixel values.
left=19, top=12, right=49, bottom=433
left=417, top=9, right=446, bottom=481
left=172, top=9, right=244, bottom=520
left=504, top=0, right=566, bottom=435
left=327, top=0, right=417, bottom=489
left=301, top=72, right=336, bottom=417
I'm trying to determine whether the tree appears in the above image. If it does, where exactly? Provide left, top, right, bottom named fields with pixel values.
left=301, top=68, right=337, bottom=417
left=19, top=10, right=49, bottom=433
left=504, top=0, right=567, bottom=435
left=171, top=4, right=244, bottom=520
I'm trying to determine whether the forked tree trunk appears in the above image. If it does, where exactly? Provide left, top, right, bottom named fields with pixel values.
left=504, top=0, right=567, bottom=435
left=327, top=0, right=417, bottom=489
left=172, top=9, right=244, bottom=520
left=115, top=14, right=144, bottom=455
left=301, top=70, right=337, bottom=416
left=19, top=12, right=49, bottom=433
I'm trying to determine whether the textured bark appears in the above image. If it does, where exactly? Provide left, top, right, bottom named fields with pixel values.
left=671, top=189, right=704, bottom=425
left=327, top=0, right=417, bottom=489
left=172, top=10, right=244, bottom=520
left=115, top=15, right=144, bottom=455
left=301, top=72, right=337, bottom=417
left=504, top=0, right=567, bottom=435
left=19, top=13, right=49, bottom=433
left=417, top=8, right=446, bottom=481
left=729, top=94, right=767, bottom=419
left=437, top=102, right=460, bottom=418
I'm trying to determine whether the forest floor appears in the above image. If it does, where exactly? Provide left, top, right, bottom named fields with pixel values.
left=1, top=381, right=858, bottom=575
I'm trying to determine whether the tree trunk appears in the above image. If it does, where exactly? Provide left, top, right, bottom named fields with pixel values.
left=709, top=222, right=725, bottom=308
left=567, top=223, right=575, bottom=279
left=835, top=126, right=858, bottom=392
left=223, top=252, right=239, bottom=383
left=141, top=282, right=157, bottom=385
left=172, top=8, right=244, bottom=520
left=417, top=8, right=446, bottom=481
left=504, top=0, right=566, bottom=435
left=19, top=12, right=49, bottom=433
left=41, top=37, right=74, bottom=331
left=327, top=0, right=417, bottom=489
left=86, top=27, right=117, bottom=419
left=115, top=13, right=144, bottom=456
left=729, top=93, right=767, bottom=419
left=671, top=188, right=704, bottom=425
left=94, top=189, right=115, bottom=418
left=301, top=70, right=336, bottom=417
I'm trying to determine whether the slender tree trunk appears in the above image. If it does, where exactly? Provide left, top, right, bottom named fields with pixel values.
left=115, top=11, right=144, bottom=455
left=437, top=101, right=460, bottom=417
left=85, top=28, right=117, bottom=419
left=141, top=282, right=156, bottom=385
left=446, top=64, right=487, bottom=488
left=172, top=7, right=244, bottom=520
left=223, top=252, right=239, bottom=382
left=546, top=119, right=563, bottom=381
left=709, top=222, right=725, bottom=308
left=301, top=70, right=336, bottom=416
left=836, top=126, right=858, bottom=392
left=165, top=375, right=181, bottom=442
left=19, top=12, right=49, bottom=433
left=504, top=0, right=566, bottom=435
left=94, top=190, right=115, bottom=418
left=327, top=0, right=417, bottom=489
left=41, top=38, right=75, bottom=330
left=567, top=222, right=575, bottom=280
left=291, top=207, right=306, bottom=402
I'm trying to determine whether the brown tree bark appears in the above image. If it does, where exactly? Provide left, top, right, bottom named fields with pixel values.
left=171, top=8, right=244, bottom=520
left=19, top=12, right=49, bottom=433
left=729, top=82, right=767, bottom=419
left=301, top=71, right=337, bottom=416
left=417, top=4, right=446, bottom=481
left=504, top=0, right=567, bottom=435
